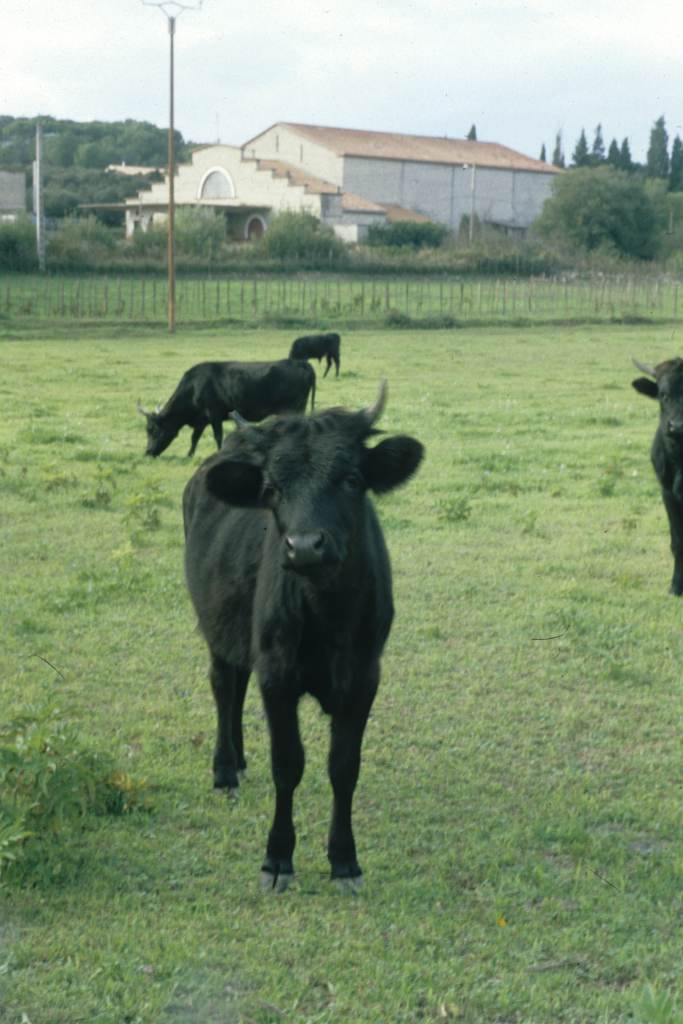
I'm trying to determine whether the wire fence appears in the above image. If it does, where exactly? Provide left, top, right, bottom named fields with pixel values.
left=1, top=273, right=682, bottom=325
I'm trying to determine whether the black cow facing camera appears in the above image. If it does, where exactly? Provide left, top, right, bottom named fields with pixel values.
left=632, top=356, right=683, bottom=594
left=183, top=381, right=424, bottom=891
left=289, top=332, right=341, bottom=377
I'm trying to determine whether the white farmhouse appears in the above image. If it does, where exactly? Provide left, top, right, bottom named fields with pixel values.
left=125, top=123, right=559, bottom=242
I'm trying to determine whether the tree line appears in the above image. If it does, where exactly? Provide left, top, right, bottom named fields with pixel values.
left=0, top=115, right=193, bottom=224
left=539, top=116, right=683, bottom=191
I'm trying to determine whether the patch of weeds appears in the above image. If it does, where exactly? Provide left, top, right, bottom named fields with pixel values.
left=521, top=509, right=541, bottom=535
left=597, top=460, right=623, bottom=497
left=622, top=512, right=639, bottom=532
left=0, top=700, right=151, bottom=884
left=385, top=308, right=412, bottom=327
left=435, top=495, right=471, bottom=523
left=40, top=464, right=79, bottom=492
left=81, top=463, right=117, bottom=509
left=124, top=481, right=167, bottom=544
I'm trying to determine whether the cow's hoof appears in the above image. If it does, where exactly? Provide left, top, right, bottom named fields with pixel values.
left=330, top=860, right=363, bottom=886
left=260, top=857, right=294, bottom=893
left=213, top=766, right=239, bottom=790
left=333, top=875, right=363, bottom=893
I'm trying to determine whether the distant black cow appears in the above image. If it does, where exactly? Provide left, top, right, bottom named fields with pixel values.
left=183, top=382, right=423, bottom=890
left=137, top=359, right=316, bottom=457
left=289, top=332, right=341, bottom=378
left=632, top=356, right=683, bottom=594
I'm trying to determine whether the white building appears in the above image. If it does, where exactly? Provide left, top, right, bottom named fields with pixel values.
left=0, top=170, right=26, bottom=221
left=125, top=123, right=560, bottom=242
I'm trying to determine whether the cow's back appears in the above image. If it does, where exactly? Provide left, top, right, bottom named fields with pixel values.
left=212, top=360, right=313, bottom=420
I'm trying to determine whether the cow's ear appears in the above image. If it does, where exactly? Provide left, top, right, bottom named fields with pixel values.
left=632, top=377, right=659, bottom=398
left=363, top=436, right=424, bottom=494
left=206, top=459, right=264, bottom=507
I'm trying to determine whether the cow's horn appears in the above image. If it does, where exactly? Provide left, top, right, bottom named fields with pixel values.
left=137, top=399, right=151, bottom=417
left=363, top=379, right=388, bottom=427
left=231, top=410, right=249, bottom=429
left=632, top=358, right=657, bottom=377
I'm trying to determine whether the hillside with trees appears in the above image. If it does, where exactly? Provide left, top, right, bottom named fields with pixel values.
left=0, top=115, right=192, bottom=223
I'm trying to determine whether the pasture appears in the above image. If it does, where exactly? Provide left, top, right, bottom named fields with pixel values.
left=1, top=323, right=683, bottom=1023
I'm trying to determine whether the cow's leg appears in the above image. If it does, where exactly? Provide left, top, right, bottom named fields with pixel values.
left=334, top=353, right=340, bottom=377
left=260, top=692, right=304, bottom=891
left=327, top=667, right=378, bottom=888
left=210, top=418, right=224, bottom=450
left=323, top=355, right=332, bottom=378
left=209, top=655, right=244, bottom=793
left=232, top=668, right=249, bottom=775
left=662, top=490, right=683, bottom=594
left=187, top=422, right=207, bottom=457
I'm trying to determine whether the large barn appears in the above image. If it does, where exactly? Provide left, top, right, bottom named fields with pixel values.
left=124, top=122, right=560, bottom=242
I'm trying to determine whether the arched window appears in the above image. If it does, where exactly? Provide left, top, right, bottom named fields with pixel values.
left=198, top=167, right=235, bottom=200
left=245, top=215, right=266, bottom=241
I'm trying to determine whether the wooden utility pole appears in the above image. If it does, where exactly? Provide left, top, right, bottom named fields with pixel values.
left=167, top=14, right=176, bottom=332
left=143, top=0, right=203, bottom=333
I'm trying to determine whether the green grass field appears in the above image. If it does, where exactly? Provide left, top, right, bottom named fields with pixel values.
left=2, top=324, right=683, bottom=1023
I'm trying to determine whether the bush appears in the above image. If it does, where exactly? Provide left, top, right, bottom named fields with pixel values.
left=534, top=166, right=664, bottom=260
left=0, top=700, right=149, bottom=883
left=47, top=215, right=116, bottom=270
left=258, top=211, right=348, bottom=266
left=366, top=220, right=449, bottom=249
left=174, top=207, right=226, bottom=259
left=0, top=216, right=38, bottom=271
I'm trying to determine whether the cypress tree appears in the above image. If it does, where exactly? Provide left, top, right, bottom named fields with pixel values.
left=591, top=123, right=606, bottom=165
left=467, top=124, right=477, bottom=141
left=670, top=135, right=683, bottom=191
left=539, top=143, right=547, bottom=162
left=552, top=131, right=565, bottom=168
left=607, top=139, right=621, bottom=168
left=572, top=129, right=590, bottom=167
left=619, top=137, right=633, bottom=172
left=647, top=116, right=669, bottom=178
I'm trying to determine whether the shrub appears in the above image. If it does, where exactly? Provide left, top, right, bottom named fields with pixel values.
left=0, top=701, right=149, bottom=883
left=258, top=211, right=348, bottom=266
left=534, top=166, right=664, bottom=260
left=47, top=215, right=116, bottom=270
left=366, top=220, right=449, bottom=249
left=174, top=207, right=226, bottom=258
left=0, top=216, right=38, bottom=271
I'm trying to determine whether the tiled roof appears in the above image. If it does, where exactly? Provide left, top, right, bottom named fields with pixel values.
left=380, top=203, right=433, bottom=223
left=341, top=192, right=386, bottom=213
left=251, top=123, right=559, bottom=175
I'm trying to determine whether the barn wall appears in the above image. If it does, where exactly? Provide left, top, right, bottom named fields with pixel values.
left=342, top=157, right=555, bottom=230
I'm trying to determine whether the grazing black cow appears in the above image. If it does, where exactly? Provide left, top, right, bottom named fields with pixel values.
left=137, top=359, right=316, bottom=457
left=289, top=332, right=341, bottom=378
left=632, top=356, right=683, bottom=594
left=183, top=382, right=423, bottom=890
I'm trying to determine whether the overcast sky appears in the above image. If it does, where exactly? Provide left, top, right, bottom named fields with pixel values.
left=2, top=0, right=681, bottom=163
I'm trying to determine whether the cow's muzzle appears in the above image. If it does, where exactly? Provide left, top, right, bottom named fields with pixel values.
left=667, top=420, right=683, bottom=438
left=283, top=531, right=336, bottom=572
